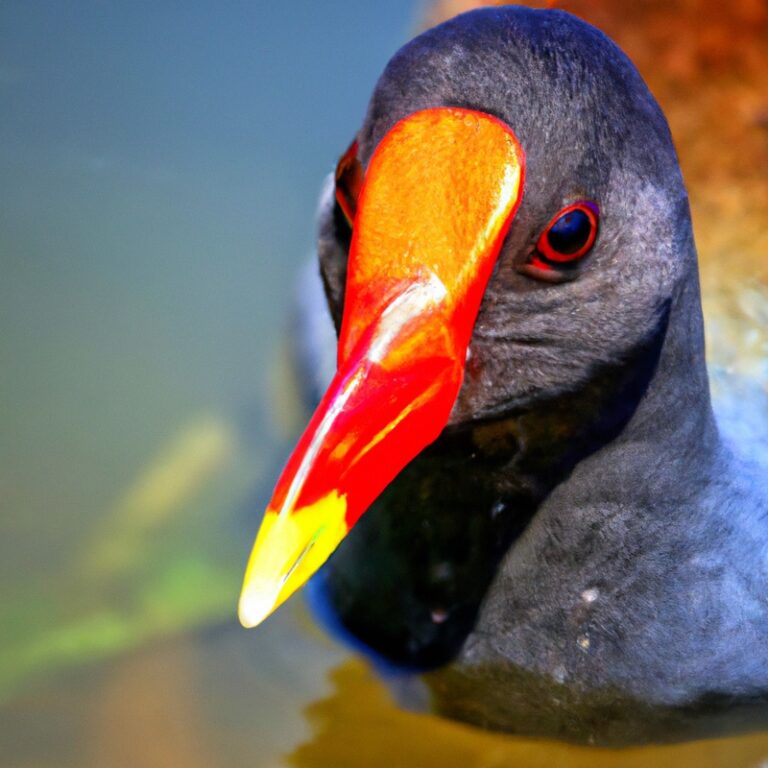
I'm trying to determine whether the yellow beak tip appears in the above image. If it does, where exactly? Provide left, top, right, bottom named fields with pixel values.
left=237, top=588, right=278, bottom=629
left=237, top=493, right=349, bottom=630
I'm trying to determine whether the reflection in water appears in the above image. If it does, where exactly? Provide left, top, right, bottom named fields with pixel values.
left=5, top=607, right=768, bottom=768
left=89, top=642, right=216, bottom=768
left=0, top=606, right=347, bottom=768
left=85, top=415, right=237, bottom=576
left=290, top=660, right=768, bottom=768
left=0, top=412, right=253, bottom=704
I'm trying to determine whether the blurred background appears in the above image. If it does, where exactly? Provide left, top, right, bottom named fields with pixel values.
left=1, top=1, right=766, bottom=767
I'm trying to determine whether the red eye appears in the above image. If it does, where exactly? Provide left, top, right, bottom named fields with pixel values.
left=335, top=139, right=363, bottom=227
left=529, top=201, right=599, bottom=272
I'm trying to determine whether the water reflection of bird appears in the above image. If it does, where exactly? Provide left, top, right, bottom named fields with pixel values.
left=241, top=7, right=768, bottom=742
left=289, top=659, right=768, bottom=767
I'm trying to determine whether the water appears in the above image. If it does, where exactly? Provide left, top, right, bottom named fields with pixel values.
left=0, top=0, right=411, bottom=761
left=2, top=2, right=768, bottom=766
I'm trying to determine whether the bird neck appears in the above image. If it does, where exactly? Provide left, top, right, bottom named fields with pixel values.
left=579, top=257, right=720, bottom=503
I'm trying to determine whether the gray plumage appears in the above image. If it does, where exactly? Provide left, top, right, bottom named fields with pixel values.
left=298, top=6, right=768, bottom=743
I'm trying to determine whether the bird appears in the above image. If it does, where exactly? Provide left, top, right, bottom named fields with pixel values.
left=239, top=6, right=768, bottom=742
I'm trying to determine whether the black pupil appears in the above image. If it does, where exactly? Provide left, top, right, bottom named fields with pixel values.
left=546, top=209, right=592, bottom=254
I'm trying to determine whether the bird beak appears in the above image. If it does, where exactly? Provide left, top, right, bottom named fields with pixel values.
left=239, top=108, right=524, bottom=628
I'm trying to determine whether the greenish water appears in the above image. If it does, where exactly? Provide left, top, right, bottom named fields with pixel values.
left=2, top=3, right=768, bottom=767
left=0, top=0, right=407, bottom=761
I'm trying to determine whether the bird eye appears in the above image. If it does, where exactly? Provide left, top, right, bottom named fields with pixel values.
left=334, top=139, right=363, bottom=228
left=529, top=201, right=599, bottom=272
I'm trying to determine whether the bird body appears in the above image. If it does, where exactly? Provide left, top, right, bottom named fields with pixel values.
left=245, top=6, right=768, bottom=741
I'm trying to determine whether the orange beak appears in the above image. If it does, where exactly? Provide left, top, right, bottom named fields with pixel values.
left=239, top=108, right=524, bottom=628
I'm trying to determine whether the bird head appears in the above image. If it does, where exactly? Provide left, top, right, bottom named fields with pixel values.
left=239, top=7, right=704, bottom=629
